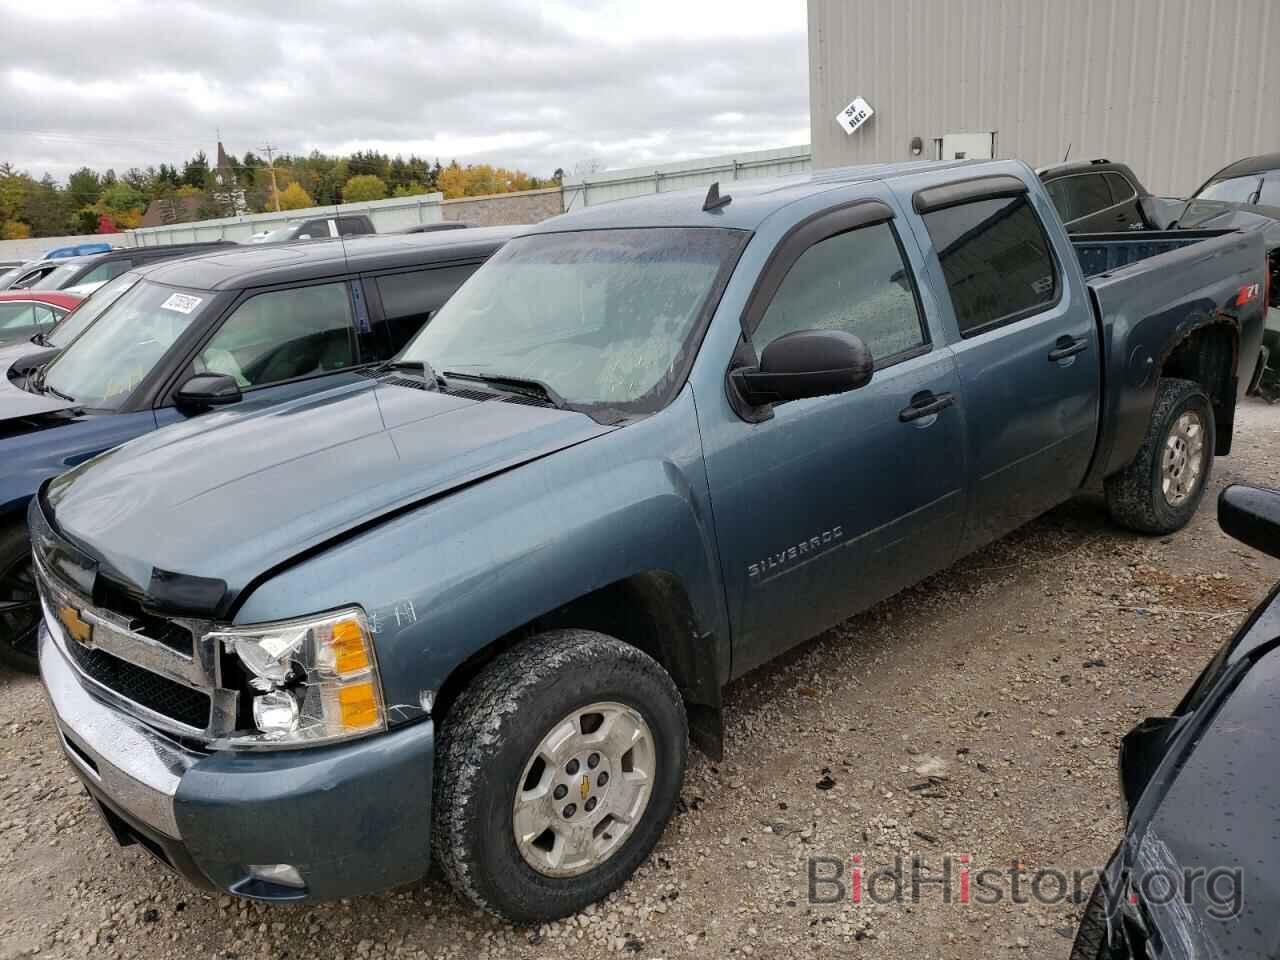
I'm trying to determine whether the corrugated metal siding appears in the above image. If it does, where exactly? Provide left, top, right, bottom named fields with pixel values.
left=562, top=145, right=813, bottom=209
left=809, top=0, right=1279, bottom=195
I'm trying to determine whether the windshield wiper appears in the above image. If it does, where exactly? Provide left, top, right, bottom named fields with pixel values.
left=442, top=370, right=567, bottom=409
left=26, top=363, right=75, bottom=402
left=43, top=382, right=76, bottom=403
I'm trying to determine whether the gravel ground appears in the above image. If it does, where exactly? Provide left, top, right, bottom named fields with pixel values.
left=3, top=398, right=1278, bottom=960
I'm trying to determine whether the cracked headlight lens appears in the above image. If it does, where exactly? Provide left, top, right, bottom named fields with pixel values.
left=209, top=608, right=386, bottom=747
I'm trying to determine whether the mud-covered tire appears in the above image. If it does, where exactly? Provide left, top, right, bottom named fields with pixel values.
left=0, top=522, right=39, bottom=675
left=432, top=630, right=688, bottom=923
left=1105, top=378, right=1215, bottom=535
left=1070, top=882, right=1127, bottom=960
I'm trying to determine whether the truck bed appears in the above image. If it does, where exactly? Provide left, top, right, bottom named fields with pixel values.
left=1071, top=228, right=1243, bottom=278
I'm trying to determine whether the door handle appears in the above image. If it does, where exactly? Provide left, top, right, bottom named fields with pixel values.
left=899, top=390, right=955, bottom=422
left=1048, top=335, right=1089, bottom=362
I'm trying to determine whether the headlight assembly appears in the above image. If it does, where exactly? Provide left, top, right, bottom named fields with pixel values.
left=208, top=608, right=386, bottom=747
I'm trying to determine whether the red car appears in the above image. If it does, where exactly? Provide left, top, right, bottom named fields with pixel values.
left=0, top=290, right=82, bottom=349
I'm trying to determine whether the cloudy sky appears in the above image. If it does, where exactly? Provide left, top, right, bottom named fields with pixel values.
left=0, top=0, right=810, bottom=183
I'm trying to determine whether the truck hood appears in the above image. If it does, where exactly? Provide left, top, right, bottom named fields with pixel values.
left=46, top=378, right=616, bottom=611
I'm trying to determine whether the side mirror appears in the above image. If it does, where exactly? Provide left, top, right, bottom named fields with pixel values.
left=731, top=329, right=874, bottom=407
left=1218, top=484, right=1280, bottom=559
left=176, top=373, right=242, bottom=410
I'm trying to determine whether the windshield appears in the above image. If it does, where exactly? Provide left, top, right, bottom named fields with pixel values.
left=46, top=272, right=141, bottom=349
left=1194, top=175, right=1264, bottom=204
left=401, top=228, right=746, bottom=414
left=42, top=279, right=213, bottom=409
left=31, top=262, right=85, bottom=290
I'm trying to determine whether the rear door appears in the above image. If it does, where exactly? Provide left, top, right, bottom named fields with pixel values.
left=913, top=177, right=1099, bottom=553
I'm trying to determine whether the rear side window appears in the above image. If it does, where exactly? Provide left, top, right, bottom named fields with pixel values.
left=78, top=259, right=133, bottom=285
left=337, top=217, right=373, bottom=237
left=922, top=195, right=1058, bottom=337
left=0, top=302, right=38, bottom=330
left=1104, top=173, right=1137, bottom=204
left=298, top=219, right=331, bottom=240
left=196, top=282, right=356, bottom=389
left=752, top=221, right=926, bottom=364
left=1046, top=174, right=1111, bottom=222
left=374, top=265, right=478, bottom=353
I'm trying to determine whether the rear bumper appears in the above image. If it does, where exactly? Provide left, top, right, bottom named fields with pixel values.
left=39, top=623, right=435, bottom=901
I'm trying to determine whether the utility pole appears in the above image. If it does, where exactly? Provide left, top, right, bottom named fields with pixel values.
left=260, top=143, right=281, bottom=212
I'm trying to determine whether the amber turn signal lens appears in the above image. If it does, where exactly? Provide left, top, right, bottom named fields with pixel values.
left=330, top=619, right=371, bottom=675
left=337, top=681, right=380, bottom=729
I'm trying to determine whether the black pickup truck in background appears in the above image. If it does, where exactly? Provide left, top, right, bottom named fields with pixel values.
left=1040, top=157, right=1280, bottom=402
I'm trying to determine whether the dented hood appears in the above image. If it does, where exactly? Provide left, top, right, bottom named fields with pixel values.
left=46, top=377, right=615, bottom=606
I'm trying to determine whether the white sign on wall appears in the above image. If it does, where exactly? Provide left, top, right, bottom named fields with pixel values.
left=836, top=96, right=875, bottom=135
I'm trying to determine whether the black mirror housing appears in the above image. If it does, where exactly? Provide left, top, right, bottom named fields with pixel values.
left=732, top=329, right=874, bottom=407
left=176, top=373, right=243, bottom=410
left=1218, top=484, right=1280, bottom=559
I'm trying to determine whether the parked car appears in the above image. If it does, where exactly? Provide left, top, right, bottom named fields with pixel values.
left=1071, top=483, right=1280, bottom=960
left=0, top=290, right=80, bottom=348
left=0, top=227, right=516, bottom=672
left=1175, top=154, right=1280, bottom=402
left=399, top=222, right=471, bottom=234
left=43, top=242, right=113, bottom=259
left=0, top=261, right=34, bottom=291
left=6, top=241, right=234, bottom=292
left=247, top=214, right=376, bottom=244
left=29, top=159, right=1270, bottom=920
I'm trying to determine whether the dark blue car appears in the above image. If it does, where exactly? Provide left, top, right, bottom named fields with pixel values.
left=0, top=228, right=515, bottom=671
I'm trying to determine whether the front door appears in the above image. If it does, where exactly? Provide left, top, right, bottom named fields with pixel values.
left=913, top=185, right=1100, bottom=553
left=702, top=205, right=968, bottom=677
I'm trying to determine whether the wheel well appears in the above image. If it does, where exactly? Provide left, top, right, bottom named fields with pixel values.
left=430, top=572, right=725, bottom=758
left=1160, top=321, right=1237, bottom=455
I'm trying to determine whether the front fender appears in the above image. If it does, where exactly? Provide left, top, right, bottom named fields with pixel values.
left=233, top=388, right=727, bottom=721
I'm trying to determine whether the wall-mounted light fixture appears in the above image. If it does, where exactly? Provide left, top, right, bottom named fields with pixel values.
left=910, top=137, right=923, bottom=157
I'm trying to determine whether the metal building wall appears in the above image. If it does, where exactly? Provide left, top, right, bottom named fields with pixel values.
left=808, top=0, right=1279, bottom=195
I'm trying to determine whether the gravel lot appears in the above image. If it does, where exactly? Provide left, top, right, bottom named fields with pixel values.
left=3, top=399, right=1278, bottom=960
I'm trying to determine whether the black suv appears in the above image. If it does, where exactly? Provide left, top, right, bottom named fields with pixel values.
left=8, top=242, right=235, bottom=293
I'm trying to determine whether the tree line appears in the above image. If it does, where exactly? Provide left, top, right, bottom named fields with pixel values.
left=0, top=149, right=562, bottom=239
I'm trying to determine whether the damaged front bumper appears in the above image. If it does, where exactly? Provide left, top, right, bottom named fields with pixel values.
left=39, top=622, right=436, bottom=901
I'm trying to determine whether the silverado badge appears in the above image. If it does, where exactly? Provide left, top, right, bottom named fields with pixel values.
left=57, top=605, right=93, bottom=648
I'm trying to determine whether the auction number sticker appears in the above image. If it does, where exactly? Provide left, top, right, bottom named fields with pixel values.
left=836, top=96, right=875, bottom=135
left=161, top=293, right=203, bottom=314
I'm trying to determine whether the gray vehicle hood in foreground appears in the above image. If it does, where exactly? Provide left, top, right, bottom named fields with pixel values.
left=46, top=378, right=615, bottom=609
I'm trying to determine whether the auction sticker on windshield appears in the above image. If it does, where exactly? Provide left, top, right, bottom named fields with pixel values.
left=161, top=293, right=203, bottom=314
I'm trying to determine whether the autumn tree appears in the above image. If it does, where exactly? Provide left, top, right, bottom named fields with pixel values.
left=342, top=174, right=387, bottom=203
left=276, top=182, right=314, bottom=210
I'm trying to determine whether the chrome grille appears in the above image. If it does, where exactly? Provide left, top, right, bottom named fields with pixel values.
left=33, top=552, right=237, bottom=741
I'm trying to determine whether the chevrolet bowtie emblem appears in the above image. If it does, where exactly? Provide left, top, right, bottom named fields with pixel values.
left=57, top=605, right=93, bottom=647
left=581, top=774, right=590, bottom=802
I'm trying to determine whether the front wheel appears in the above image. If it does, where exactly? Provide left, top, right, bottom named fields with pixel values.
left=0, top=523, right=40, bottom=674
left=1105, top=377, right=1215, bottom=535
left=433, top=630, right=688, bottom=923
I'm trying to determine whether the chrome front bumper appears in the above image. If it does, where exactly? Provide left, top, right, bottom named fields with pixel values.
left=38, top=622, right=198, bottom=839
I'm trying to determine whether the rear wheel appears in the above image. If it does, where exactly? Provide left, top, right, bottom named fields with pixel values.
left=433, top=630, right=687, bottom=923
left=0, top=523, right=39, bottom=675
left=1105, top=378, right=1214, bottom=534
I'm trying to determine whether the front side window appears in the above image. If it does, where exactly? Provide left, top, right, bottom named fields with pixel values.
left=403, top=227, right=747, bottom=414
left=31, top=263, right=84, bottom=290
left=43, top=280, right=214, bottom=409
left=0, top=302, right=45, bottom=330
left=753, top=222, right=925, bottom=364
left=922, top=195, right=1058, bottom=337
left=376, top=265, right=477, bottom=353
left=195, top=282, right=356, bottom=389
